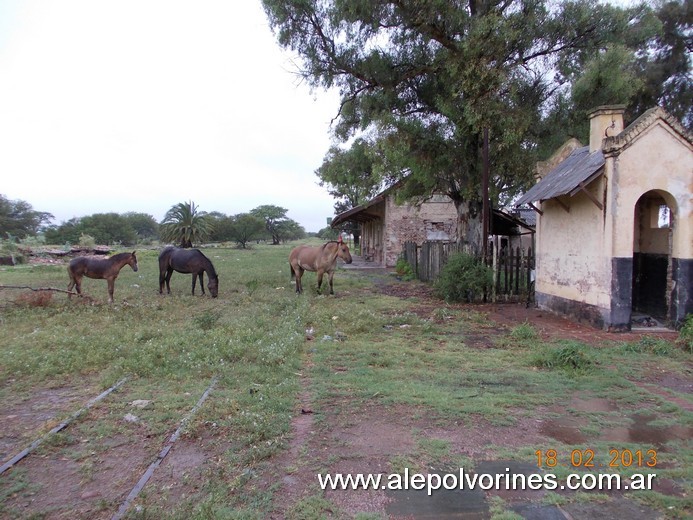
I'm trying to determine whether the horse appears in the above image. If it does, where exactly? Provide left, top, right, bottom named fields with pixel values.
left=67, top=251, right=138, bottom=303
left=289, top=238, right=352, bottom=295
left=158, top=246, right=219, bottom=298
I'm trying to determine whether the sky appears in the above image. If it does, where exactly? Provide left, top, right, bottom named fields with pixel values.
left=0, top=0, right=342, bottom=232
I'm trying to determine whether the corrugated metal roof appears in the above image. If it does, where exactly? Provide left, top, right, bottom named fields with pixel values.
left=515, top=146, right=605, bottom=206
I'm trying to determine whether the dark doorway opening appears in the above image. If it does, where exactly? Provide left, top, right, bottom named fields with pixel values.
left=632, top=192, right=673, bottom=320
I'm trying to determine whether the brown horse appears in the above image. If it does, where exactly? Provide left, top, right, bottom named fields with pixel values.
left=158, top=246, right=219, bottom=298
left=289, top=238, right=352, bottom=295
left=67, top=251, right=138, bottom=303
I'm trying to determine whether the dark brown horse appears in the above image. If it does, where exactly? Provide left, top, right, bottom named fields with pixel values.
left=158, top=246, right=219, bottom=298
left=289, top=238, right=352, bottom=295
left=67, top=251, right=138, bottom=303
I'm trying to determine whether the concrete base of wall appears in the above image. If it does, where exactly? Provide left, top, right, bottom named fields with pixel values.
left=672, top=258, right=693, bottom=327
left=535, top=292, right=631, bottom=332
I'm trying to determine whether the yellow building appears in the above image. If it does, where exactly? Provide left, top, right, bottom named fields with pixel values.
left=517, top=106, right=692, bottom=330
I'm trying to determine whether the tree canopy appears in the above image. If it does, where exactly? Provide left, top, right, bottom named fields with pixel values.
left=159, top=201, right=212, bottom=248
left=262, top=0, right=688, bottom=251
left=251, top=204, right=294, bottom=245
left=43, top=212, right=157, bottom=246
left=0, top=194, right=54, bottom=240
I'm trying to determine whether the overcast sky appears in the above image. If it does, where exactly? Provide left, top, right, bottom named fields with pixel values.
left=0, top=0, right=342, bottom=232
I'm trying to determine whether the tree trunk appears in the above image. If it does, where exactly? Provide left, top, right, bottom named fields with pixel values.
left=454, top=198, right=483, bottom=256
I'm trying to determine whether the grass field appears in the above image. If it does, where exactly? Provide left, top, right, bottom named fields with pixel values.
left=0, top=242, right=690, bottom=519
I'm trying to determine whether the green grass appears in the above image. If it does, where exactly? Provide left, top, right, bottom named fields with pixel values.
left=0, top=241, right=691, bottom=519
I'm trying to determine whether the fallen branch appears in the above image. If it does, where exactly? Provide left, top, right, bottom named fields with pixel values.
left=0, top=284, right=81, bottom=296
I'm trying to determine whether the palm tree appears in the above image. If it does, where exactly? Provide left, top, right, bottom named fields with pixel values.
left=159, top=201, right=211, bottom=247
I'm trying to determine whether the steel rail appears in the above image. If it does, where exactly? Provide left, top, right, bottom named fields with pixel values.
left=0, top=377, right=128, bottom=475
left=111, top=377, right=218, bottom=520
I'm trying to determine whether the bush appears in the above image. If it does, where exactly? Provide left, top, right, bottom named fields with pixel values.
left=434, top=252, right=493, bottom=303
left=394, top=256, right=416, bottom=281
left=79, top=233, right=96, bottom=248
left=0, top=238, right=25, bottom=265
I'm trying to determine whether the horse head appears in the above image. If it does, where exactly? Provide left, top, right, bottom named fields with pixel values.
left=129, top=251, right=139, bottom=272
left=336, top=239, right=352, bottom=264
left=207, top=275, right=219, bottom=298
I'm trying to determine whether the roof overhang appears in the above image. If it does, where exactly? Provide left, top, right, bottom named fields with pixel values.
left=331, top=194, right=386, bottom=227
left=515, top=146, right=605, bottom=207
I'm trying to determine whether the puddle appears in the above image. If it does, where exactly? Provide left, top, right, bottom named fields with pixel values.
left=385, top=462, right=543, bottom=519
left=386, top=486, right=489, bottom=519
left=563, top=497, right=660, bottom=520
left=510, top=503, right=566, bottom=520
left=540, top=412, right=691, bottom=448
left=539, top=416, right=588, bottom=444
left=602, top=413, right=692, bottom=448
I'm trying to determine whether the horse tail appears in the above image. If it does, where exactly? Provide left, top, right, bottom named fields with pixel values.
left=289, top=262, right=295, bottom=280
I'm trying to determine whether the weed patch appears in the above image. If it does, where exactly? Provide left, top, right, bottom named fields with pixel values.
left=530, top=340, right=594, bottom=372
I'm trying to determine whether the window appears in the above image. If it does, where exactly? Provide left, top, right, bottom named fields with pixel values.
left=657, top=205, right=671, bottom=228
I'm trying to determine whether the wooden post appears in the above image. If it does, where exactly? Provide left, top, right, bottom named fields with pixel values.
left=514, top=247, right=520, bottom=295
left=482, top=127, right=490, bottom=263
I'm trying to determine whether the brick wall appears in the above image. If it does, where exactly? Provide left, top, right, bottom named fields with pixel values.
left=383, top=195, right=458, bottom=267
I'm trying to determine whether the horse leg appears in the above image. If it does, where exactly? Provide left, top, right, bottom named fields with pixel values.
left=328, top=270, right=335, bottom=295
left=316, top=269, right=324, bottom=295
left=198, top=273, right=205, bottom=295
left=159, top=270, right=166, bottom=294
left=107, top=277, right=115, bottom=304
left=295, top=267, right=304, bottom=294
left=67, top=273, right=80, bottom=298
left=165, top=269, right=173, bottom=294
left=191, top=274, right=197, bottom=295
left=67, top=275, right=75, bottom=298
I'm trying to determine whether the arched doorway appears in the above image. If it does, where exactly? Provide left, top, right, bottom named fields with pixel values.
left=632, top=191, right=676, bottom=322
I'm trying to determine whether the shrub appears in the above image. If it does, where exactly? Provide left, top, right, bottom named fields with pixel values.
left=79, top=233, right=96, bottom=248
left=0, top=238, right=25, bottom=265
left=434, top=252, right=493, bottom=303
left=394, top=256, right=416, bottom=281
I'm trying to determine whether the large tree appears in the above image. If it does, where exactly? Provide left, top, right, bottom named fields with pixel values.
left=79, top=213, right=138, bottom=246
left=262, top=0, right=662, bottom=252
left=159, top=201, right=212, bottom=248
left=536, top=0, right=690, bottom=157
left=250, top=204, right=291, bottom=245
left=122, top=212, right=159, bottom=242
left=631, top=0, right=692, bottom=130
left=316, top=138, right=383, bottom=245
left=0, top=194, right=53, bottom=240
left=229, top=213, right=267, bottom=248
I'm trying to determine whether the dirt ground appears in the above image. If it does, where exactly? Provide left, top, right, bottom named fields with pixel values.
left=0, top=271, right=688, bottom=519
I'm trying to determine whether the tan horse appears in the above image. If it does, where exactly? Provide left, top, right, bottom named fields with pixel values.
left=289, top=238, right=352, bottom=295
left=67, top=251, right=138, bottom=303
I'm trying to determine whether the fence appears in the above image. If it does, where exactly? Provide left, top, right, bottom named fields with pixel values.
left=402, top=240, right=535, bottom=302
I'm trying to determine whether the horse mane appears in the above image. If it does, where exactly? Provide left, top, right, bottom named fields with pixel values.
left=200, top=252, right=218, bottom=279
left=109, top=252, right=134, bottom=261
